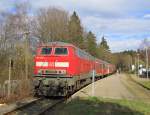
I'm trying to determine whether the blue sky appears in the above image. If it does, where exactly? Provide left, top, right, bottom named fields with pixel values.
left=0, top=0, right=150, bottom=52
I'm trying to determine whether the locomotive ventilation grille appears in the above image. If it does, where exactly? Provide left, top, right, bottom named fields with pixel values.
left=38, top=69, right=66, bottom=75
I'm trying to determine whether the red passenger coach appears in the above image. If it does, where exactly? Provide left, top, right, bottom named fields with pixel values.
left=33, top=42, right=115, bottom=96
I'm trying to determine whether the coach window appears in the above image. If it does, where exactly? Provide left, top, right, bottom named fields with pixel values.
left=41, top=47, right=52, bottom=55
left=55, top=48, right=68, bottom=55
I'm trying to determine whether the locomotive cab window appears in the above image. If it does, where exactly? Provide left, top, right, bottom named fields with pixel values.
left=41, top=47, right=52, bottom=55
left=55, top=48, right=68, bottom=55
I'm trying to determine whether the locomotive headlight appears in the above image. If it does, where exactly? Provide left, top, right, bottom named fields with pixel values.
left=62, top=70, right=66, bottom=74
left=38, top=69, right=43, bottom=74
left=55, top=62, right=69, bottom=67
left=58, top=70, right=66, bottom=74
left=36, top=62, right=48, bottom=67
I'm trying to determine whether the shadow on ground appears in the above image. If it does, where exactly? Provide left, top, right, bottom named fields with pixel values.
left=48, top=97, right=144, bottom=115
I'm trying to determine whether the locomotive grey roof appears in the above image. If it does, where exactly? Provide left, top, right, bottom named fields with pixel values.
left=40, top=42, right=75, bottom=47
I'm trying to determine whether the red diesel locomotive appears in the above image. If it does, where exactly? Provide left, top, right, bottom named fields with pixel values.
left=33, top=42, right=116, bottom=96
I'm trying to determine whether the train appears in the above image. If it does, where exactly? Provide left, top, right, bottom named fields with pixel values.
left=33, top=42, right=116, bottom=96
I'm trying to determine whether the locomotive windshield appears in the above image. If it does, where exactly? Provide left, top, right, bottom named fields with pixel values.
left=41, top=47, right=52, bottom=55
left=55, top=48, right=68, bottom=55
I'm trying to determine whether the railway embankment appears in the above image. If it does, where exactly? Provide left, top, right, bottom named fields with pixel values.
left=130, top=74, right=150, bottom=90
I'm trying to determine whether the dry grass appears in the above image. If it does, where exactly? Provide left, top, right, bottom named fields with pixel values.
left=0, top=79, right=33, bottom=104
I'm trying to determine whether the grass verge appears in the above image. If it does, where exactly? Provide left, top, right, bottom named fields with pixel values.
left=55, top=97, right=150, bottom=115
left=129, top=74, right=150, bottom=90
left=140, top=81, right=150, bottom=89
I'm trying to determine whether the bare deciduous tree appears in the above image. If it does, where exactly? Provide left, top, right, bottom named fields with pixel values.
left=35, top=7, right=69, bottom=42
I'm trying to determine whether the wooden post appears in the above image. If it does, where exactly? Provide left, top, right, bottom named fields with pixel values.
left=137, top=53, right=140, bottom=77
left=135, top=57, right=136, bottom=75
left=146, top=47, right=149, bottom=79
left=24, top=32, right=29, bottom=80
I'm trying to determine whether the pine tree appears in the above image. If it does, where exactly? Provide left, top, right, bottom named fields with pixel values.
left=86, top=31, right=97, bottom=56
left=68, top=11, right=84, bottom=48
left=100, top=36, right=110, bottom=50
left=97, top=36, right=112, bottom=62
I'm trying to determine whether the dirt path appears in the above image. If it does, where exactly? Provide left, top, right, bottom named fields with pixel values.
left=72, top=74, right=150, bottom=102
left=122, top=74, right=150, bottom=102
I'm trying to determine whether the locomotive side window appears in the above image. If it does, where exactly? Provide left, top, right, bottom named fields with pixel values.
left=41, top=47, right=52, bottom=55
left=76, top=48, right=92, bottom=60
left=55, top=48, right=68, bottom=55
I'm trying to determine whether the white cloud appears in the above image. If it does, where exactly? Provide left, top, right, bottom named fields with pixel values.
left=108, top=39, right=141, bottom=52
left=0, top=0, right=12, bottom=11
left=73, top=0, right=126, bottom=14
left=82, top=16, right=150, bottom=34
left=1, top=0, right=150, bottom=17
left=143, top=14, right=150, bottom=19
left=29, top=0, right=150, bottom=15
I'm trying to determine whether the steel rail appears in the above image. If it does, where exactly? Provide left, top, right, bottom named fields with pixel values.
left=4, top=98, right=64, bottom=115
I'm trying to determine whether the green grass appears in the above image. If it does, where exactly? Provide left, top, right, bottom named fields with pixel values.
left=140, top=81, right=150, bottom=89
left=129, top=74, right=150, bottom=90
left=56, top=97, right=150, bottom=115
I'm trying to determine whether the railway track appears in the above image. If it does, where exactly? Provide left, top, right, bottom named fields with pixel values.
left=4, top=97, right=65, bottom=115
